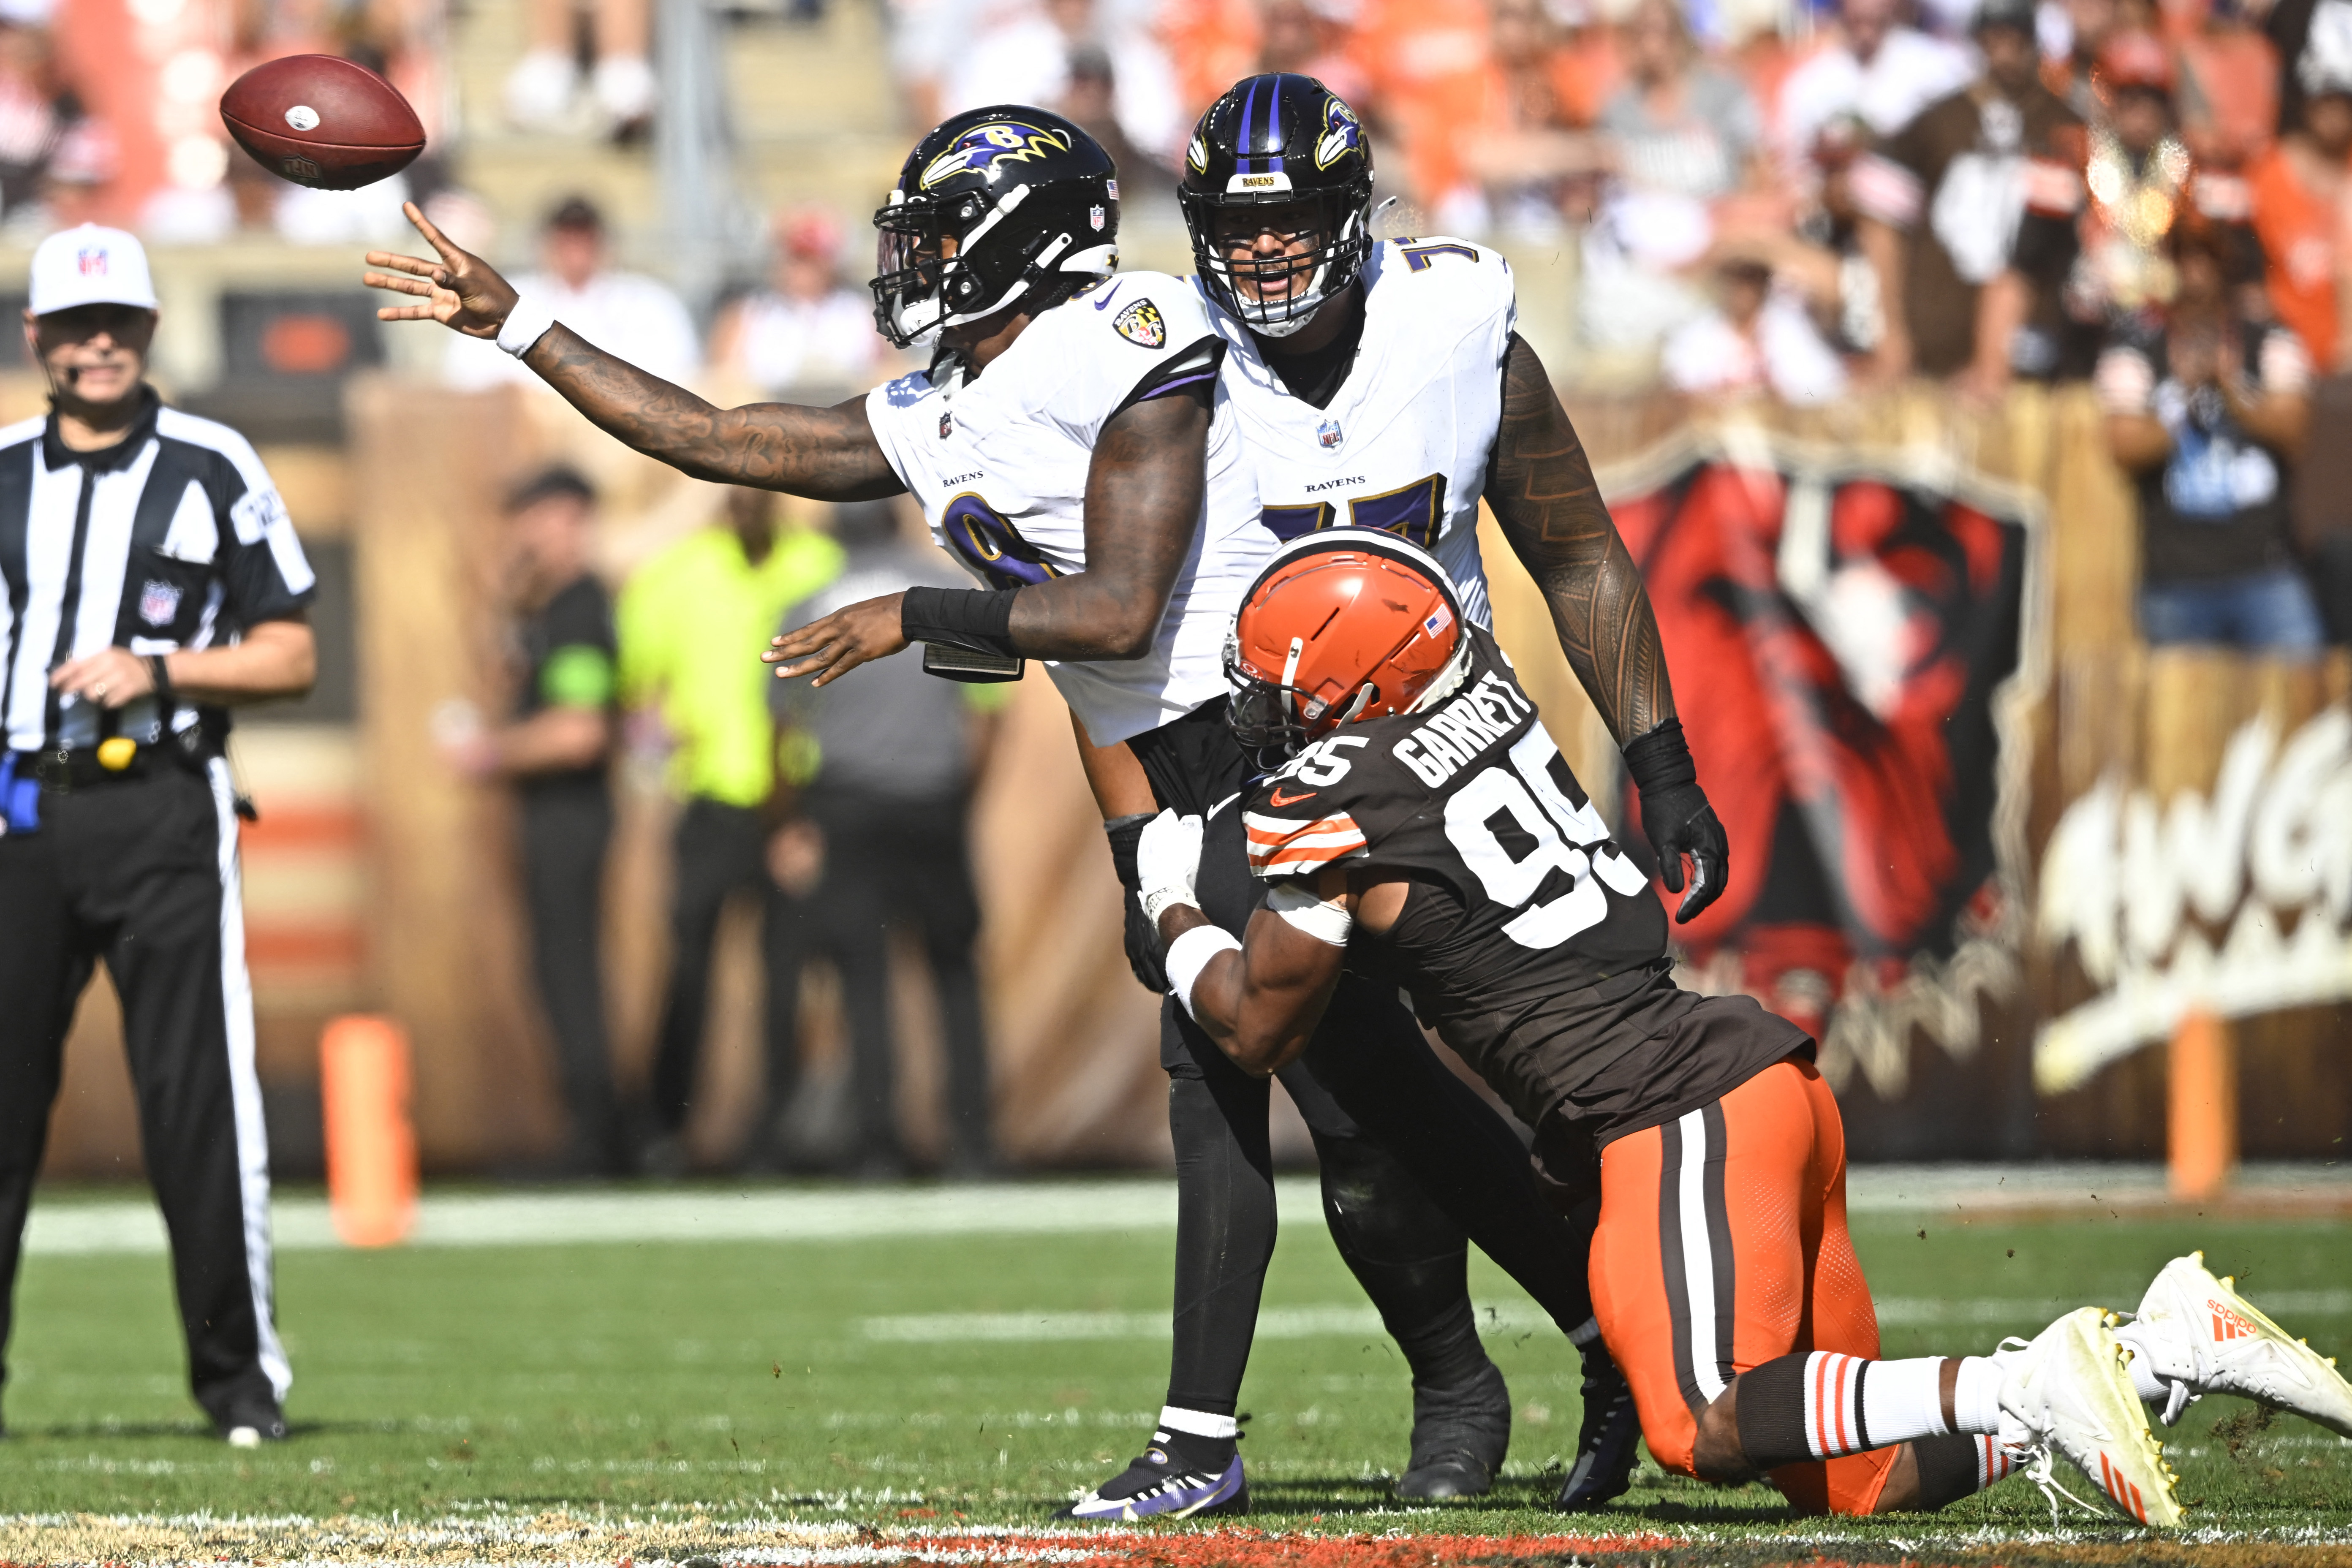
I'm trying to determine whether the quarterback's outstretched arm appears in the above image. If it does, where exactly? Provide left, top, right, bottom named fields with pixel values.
left=364, top=204, right=902, bottom=500
left=1486, top=332, right=1728, bottom=922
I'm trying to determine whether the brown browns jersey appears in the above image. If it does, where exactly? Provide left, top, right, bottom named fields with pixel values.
left=1242, top=625, right=1806, bottom=1145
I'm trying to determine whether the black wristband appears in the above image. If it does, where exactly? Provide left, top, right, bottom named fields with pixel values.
left=146, top=654, right=173, bottom=701
left=900, top=585, right=1020, bottom=659
left=1621, top=717, right=1697, bottom=796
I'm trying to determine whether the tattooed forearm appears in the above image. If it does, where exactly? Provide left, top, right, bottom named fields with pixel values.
left=1004, top=390, right=1207, bottom=660
left=525, top=326, right=904, bottom=500
left=1485, top=333, right=1675, bottom=744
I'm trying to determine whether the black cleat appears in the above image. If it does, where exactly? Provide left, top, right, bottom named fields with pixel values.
left=1397, top=1357, right=1510, bottom=1500
left=1555, top=1351, right=1640, bottom=1511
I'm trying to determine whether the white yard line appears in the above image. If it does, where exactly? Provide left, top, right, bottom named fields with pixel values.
left=23, top=1162, right=2349, bottom=1258
left=859, top=1289, right=2352, bottom=1343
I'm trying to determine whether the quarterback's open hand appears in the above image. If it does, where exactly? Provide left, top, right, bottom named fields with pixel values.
left=765, top=592, right=910, bottom=688
left=364, top=202, right=520, bottom=340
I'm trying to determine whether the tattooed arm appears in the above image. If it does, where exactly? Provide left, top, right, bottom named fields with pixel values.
left=364, top=203, right=903, bottom=500
left=1485, top=332, right=1727, bottom=921
left=1483, top=332, right=1672, bottom=744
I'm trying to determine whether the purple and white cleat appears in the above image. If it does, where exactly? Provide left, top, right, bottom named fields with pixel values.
left=1064, top=1440, right=1248, bottom=1521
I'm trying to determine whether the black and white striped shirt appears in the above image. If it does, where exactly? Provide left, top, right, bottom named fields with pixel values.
left=0, top=390, right=315, bottom=753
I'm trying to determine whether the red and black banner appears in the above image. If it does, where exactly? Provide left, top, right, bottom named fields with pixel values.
left=1607, top=447, right=2042, bottom=1154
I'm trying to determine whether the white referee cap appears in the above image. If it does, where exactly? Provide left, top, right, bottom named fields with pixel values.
left=28, top=224, right=158, bottom=317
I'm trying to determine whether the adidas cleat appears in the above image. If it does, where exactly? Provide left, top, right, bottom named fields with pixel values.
left=1064, top=1445, right=1247, bottom=1521
left=1555, top=1351, right=1641, bottom=1512
left=2114, top=1251, right=2352, bottom=1436
left=1995, top=1307, right=2182, bottom=1528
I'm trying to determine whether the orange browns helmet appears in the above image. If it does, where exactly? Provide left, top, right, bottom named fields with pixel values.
left=1225, top=530, right=1470, bottom=770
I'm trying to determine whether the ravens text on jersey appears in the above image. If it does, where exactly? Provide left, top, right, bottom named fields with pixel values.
left=1203, top=236, right=1516, bottom=628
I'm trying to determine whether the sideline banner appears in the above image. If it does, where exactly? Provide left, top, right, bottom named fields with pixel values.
left=1601, top=433, right=2046, bottom=1115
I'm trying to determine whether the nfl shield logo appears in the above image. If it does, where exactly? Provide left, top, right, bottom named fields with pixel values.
left=138, top=579, right=180, bottom=627
left=1317, top=419, right=1342, bottom=449
left=77, top=247, right=107, bottom=277
left=939, top=410, right=954, bottom=438
left=1089, top=204, right=1106, bottom=231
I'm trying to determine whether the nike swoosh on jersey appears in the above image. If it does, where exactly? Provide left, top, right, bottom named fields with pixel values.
left=1267, top=787, right=1316, bottom=807
left=1207, top=791, right=1242, bottom=820
left=1092, top=282, right=1125, bottom=311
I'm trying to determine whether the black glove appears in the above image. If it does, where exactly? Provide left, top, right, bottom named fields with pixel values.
left=1623, top=718, right=1727, bottom=925
left=1104, top=813, right=1170, bottom=992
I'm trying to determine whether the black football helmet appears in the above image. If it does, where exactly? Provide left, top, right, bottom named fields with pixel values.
left=870, top=105, right=1121, bottom=349
left=1178, top=73, right=1375, bottom=337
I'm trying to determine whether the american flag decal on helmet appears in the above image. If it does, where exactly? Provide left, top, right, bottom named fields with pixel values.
left=1244, top=808, right=1367, bottom=877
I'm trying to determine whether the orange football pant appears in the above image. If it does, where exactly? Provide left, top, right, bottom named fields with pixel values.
left=1589, top=1056, right=1899, bottom=1516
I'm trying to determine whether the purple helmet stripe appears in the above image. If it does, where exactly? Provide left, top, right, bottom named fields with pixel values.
left=1269, top=75, right=1283, bottom=153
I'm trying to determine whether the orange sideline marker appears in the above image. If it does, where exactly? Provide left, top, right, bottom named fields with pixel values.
left=321, top=1015, right=418, bottom=1246
left=2167, top=1008, right=2236, bottom=1203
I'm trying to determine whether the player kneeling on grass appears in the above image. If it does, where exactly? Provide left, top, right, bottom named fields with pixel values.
left=1136, top=528, right=2352, bottom=1524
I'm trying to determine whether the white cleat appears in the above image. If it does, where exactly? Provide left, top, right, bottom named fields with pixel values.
left=2114, top=1251, right=2352, bottom=1437
left=1993, top=1306, right=2183, bottom=1528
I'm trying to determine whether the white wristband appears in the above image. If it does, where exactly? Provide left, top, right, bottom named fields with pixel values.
left=1164, top=924, right=1242, bottom=1022
left=497, top=292, right=560, bottom=358
left=1267, top=880, right=1354, bottom=946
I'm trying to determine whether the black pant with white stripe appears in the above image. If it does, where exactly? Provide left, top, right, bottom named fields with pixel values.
left=0, top=762, right=288, bottom=1431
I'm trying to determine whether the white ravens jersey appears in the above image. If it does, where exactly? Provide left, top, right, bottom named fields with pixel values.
left=1199, top=236, right=1514, bottom=629
left=865, top=272, right=1266, bottom=746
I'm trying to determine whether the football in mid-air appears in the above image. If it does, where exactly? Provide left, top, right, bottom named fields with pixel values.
left=220, top=54, right=425, bottom=191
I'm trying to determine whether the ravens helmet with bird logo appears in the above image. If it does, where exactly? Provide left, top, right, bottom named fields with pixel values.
left=1178, top=73, right=1375, bottom=337
left=870, top=105, right=1120, bottom=349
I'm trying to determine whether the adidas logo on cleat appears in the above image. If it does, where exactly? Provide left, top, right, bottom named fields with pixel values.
left=2210, top=1301, right=2260, bottom=1342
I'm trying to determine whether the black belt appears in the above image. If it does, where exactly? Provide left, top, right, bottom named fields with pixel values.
left=16, top=743, right=160, bottom=790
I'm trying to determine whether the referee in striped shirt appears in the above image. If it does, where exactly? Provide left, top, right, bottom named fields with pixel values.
left=0, top=226, right=314, bottom=1444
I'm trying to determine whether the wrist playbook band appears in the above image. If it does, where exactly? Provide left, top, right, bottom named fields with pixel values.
left=1266, top=880, right=1353, bottom=946
left=1165, top=924, right=1242, bottom=1022
left=900, top=585, right=1021, bottom=659
left=497, top=293, right=560, bottom=358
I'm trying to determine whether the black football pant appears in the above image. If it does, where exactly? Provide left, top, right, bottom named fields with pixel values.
left=519, top=789, right=621, bottom=1168
left=0, top=762, right=288, bottom=1430
left=646, top=798, right=805, bottom=1147
left=804, top=785, right=992, bottom=1169
left=1135, top=702, right=1599, bottom=1422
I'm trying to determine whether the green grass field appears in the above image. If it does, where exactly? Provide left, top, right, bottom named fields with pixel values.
left=1, top=1181, right=2347, bottom=1565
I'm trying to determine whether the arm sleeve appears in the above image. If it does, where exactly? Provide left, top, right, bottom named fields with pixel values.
left=213, top=437, right=316, bottom=626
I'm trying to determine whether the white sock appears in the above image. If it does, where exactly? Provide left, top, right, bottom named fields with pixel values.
left=1156, top=1405, right=1237, bottom=1440
left=1951, top=1354, right=2005, bottom=1436
left=1858, top=1356, right=1950, bottom=1446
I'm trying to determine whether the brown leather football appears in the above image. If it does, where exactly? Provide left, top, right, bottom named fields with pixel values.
left=220, top=54, right=426, bottom=191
